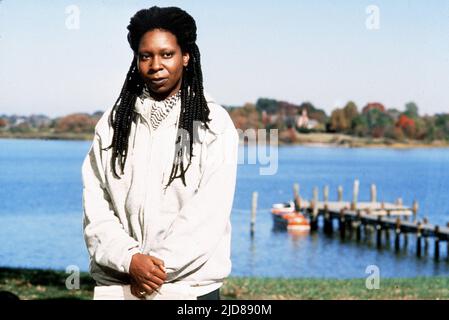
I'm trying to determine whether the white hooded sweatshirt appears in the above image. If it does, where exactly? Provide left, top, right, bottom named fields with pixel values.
left=82, top=90, right=238, bottom=299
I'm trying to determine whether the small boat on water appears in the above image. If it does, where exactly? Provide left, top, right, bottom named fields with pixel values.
left=271, top=201, right=310, bottom=232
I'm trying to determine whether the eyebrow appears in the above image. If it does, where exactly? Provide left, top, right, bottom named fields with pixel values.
left=138, top=47, right=175, bottom=54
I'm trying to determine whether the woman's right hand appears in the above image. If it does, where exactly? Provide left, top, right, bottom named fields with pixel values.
left=129, top=253, right=167, bottom=298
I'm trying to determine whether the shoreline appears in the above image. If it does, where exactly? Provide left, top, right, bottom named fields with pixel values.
left=1, top=132, right=449, bottom=149
left=278, top=132, right=449, bottom=149
left=1, top=267, right=448, bottom=300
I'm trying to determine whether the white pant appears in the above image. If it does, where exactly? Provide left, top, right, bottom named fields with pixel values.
left=93, top=284, right=197, bottom=300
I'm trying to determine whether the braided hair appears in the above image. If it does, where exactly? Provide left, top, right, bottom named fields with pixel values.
left=104, top=6, right=211, bottom=188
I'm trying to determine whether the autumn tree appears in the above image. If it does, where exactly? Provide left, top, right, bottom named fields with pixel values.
left=0, top=118, right=8, bottom=129
left=337, top=101, right=359, bottom=133
left=55, top=113, right=98, bottom=133
left=330, top=109, right=348, bottom=132
left=343, top=101, right=358, bottom=122
left=396, top=114, right=415, bottom=139
left=228, top=103, right=260, bottom=131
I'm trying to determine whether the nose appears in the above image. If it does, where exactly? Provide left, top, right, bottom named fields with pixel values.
left=149, top=56, right=163, bottom=73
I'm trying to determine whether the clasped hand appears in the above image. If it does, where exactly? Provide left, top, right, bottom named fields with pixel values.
left=129, top=253, right=167, bottom=299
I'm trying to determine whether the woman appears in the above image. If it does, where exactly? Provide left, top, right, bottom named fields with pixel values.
left=82, top=6, right=238, bottom=300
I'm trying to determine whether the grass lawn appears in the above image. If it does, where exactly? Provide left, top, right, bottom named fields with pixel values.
left=1, top=267, right=448, bottom=300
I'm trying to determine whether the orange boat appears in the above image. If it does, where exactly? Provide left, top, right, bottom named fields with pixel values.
left=271, top=202, right=310, bottom=231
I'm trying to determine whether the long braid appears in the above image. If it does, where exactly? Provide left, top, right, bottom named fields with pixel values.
left=104, top=56, right=143, bottom=178
left=165, top=43, right=210, bottom=188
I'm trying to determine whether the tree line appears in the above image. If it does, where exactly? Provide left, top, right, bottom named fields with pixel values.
left=227, top=99, right=449, bottom=142
left=1, top=99, right=448, bottom=143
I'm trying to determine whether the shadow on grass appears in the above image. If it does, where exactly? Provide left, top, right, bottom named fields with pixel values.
left=0, top=266, right=95, bottom=300
left=0, top=266, right=95, bottom=287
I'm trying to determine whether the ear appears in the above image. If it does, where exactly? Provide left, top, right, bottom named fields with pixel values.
left=183, top=52, right=190, bottom=67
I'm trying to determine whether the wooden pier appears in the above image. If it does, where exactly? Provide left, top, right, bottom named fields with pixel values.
left=291, top=181, right=449, bottom=261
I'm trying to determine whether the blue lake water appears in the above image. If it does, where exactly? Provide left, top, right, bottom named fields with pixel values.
left=1, top=138, right=448, bottom=279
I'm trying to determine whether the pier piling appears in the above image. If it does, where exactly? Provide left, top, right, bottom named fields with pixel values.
left=339, top=208, right=346, bottom=240
left=434, top=225, right=440, bottom=261
left=250, top=192, right=257, bottom=237
left=293, top=183, right=301, bottom=212
left=376, top=216, right=382, bottom=249
left=351, top=179, right=359, bottom=210
left=355, top=210, right=362, bottom=242
left=423, top=217, right=429, bottom=254
left=416, top=222, right=422, bottom=258
left=274, top=182, right=447, bottom=263
left=447, top=222, right=449, bottom=261
left=323, top=185, right=329, bottom=206
left=337, top=186, right=343, bottom=202
left=412, top=200, right=419, bottom=222
left=394, top=218, right=401, bottom=252
left=370, top=184, right=377, bottom=203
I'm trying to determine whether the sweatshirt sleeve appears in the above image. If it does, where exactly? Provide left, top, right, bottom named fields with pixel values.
left=150, top=124, right=239, bottom=282
left=82, top=131, right=141, bottom=274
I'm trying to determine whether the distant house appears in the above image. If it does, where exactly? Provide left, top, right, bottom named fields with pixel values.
left=261, top=111, right=279, bottom=126
left=28, top=114, right=52, bottom=128
left=296, top=109, right=318, bottom=130
left=11, top=117, right=27, bottom=126
left=259, top=100, right=323, bottom=130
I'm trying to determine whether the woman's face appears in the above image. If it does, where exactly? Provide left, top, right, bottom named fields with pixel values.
left=137, top=29, right=189, bottom=100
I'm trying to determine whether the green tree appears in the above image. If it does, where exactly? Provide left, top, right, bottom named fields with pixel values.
left=352, top=109, right=393, bottom=138
left=386, top=108, right=401, bottom=122
left=353, top=115, right=369, bottom=137
left=422, top=116, right=435, bottom=141
left=366, top=108, right=393, bottom=130
left=10, top=122, right=32, bottom=133
left=404, top=102, right=419, bottom=119
left=435, top=113, right=449, bottom=140
left=256, top=98, right=279, bottom=114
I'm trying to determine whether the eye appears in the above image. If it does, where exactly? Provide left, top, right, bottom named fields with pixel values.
left=163, top=52, right=174, bottom=58
left=139, top=54, right=150, bottom=61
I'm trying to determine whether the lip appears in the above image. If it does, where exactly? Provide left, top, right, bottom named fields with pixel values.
left=149, top=78, right=168, bottom=86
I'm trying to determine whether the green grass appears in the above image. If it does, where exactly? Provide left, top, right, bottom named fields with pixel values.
left=1, top=267, right=448, bottom=300
left=221, top=277, right=449, bottom=300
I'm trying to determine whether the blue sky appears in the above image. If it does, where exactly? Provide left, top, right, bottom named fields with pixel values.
left=1, top=0, right=448, bottom=117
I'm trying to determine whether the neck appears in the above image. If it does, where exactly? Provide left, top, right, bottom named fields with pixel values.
left=148, top=79, right=182, bottom=101
left=150, top=89, right=180, bottom=101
